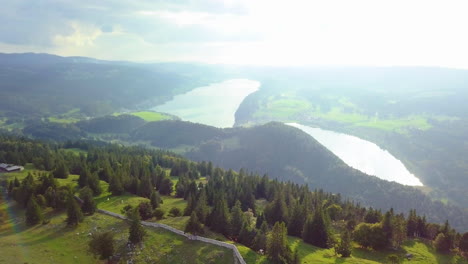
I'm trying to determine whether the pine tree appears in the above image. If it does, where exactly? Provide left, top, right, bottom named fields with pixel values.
left=78, top=167, right=91, bottom=188
left=66, top=195, right=84, bottom=226
left=381, top=210, right=394, bottom=248
left=288, top=201, right=305, bottom=237
left=208, top=195, right=230, bottom=236
left=230, top=200, right=246, bottom=239
left=194, top=190, right=209, bottom=223
left=150, top=191, right=161, bottom=209
left=108, top=174, right=124, bottom=195
left=128, top=208, right=146, bottom=244
left=25, top=196, right=43, bottom=226
left=265, top=193, right=289, bottom=225
left=53, top=162, right=69, bottom=179
left=89, top=231, right=115, bottom=260
left=302, top=208, right=331, bottom=248
left=87, top=172, right=102, bottom=196
left=184, top=192, right=196, bottom=216
left=185, top=212, right=204, bottom=235
left=266, top=222, right=292, bottom=264
left=335, top=230, right=352, bottom=257
left=80, top=187, right=96, bottom=215
left=138, top=175, right=153, bottom=198
left=253, top=221, right=269, bottom=251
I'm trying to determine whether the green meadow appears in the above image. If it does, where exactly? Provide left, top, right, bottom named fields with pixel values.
left=1, top=165, right=465, bottom=264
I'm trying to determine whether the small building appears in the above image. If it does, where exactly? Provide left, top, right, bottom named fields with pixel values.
left=0, top=163, right=24, bottom=173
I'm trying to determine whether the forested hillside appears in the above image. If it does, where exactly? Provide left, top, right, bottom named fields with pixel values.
left=234, top=67, right=468, bottom=208
left=1, top=135, right=467, bottom=264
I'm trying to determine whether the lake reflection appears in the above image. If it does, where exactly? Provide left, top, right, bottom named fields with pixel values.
left=287, top=123, right=423, bottom=186
left=152, top=79, right=260, bottom=128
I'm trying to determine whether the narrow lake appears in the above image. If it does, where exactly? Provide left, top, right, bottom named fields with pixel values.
left=152, top=79, right=260, bottom=128
left=287, top=123, right=423, bottom=186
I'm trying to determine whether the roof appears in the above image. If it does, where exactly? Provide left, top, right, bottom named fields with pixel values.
left=5, top=166, right=23, bottom=171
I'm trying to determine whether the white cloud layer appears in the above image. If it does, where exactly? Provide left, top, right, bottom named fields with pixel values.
left=1, top=0, right=468, bottom=68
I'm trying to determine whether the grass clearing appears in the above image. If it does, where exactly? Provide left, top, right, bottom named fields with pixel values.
left=130, top=111, right=172, bottom=122
left=0, top=198, right=233, bottom=264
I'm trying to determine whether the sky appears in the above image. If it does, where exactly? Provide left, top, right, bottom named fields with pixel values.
left=1, top=0, right=468, bottom=68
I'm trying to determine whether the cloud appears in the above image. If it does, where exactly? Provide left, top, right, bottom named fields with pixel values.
left=1, top=0, right=468, bottom=68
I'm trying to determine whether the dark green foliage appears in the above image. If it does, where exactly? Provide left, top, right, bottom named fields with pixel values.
left=207, top=196, right=231, bottom=236
left=78, top=115, right=146, bottom=134
left=138, top=175, right=153, bottom=198
left=302, top=209, right=331, bottom=248
left=266, top=222, right=292, bottom=264
left=79, top=187, right=96, bottom=215
left=335, top=230, right=352, bottom=257
left=138, top=201, right=153, bottom=220
left=159, top=177, right=173, bottom=195
left=53, top=162, right=69, bottom=179
left=434, top=233, right=451, bottom=253
left=184, top=192, right=197, bottom=216
left=169, top=207, right=182, bottom=217
left=150, top=191, right=161, bottom=209
left=460, top=232, right=468, bottom=253
left=88, top=231, right=115, bottom=260
left=153, top=208, right=165, bottom=220
left=386, top=254, right=400, bottom=264
left=25, top=197, right=43, bottom=226
left=185, top=212, right=204, bottom=235
left=288, top=201, right=306, bottom=237
left=253, top=221, right=269, bottom=251
left=230, top=200, right=246, bottom=239
left=128, top=208, right=146, bottom=244
left=87, top=172, right=102, bottom=196
left=66, top=195, right=84, bottom=226
left=108, top=174, right=124, bottom=195
left=365, top=208, right=382, bottom=224
left=265, top=193, right=289, bottom=226
left=353, top=223, right=387, bottom=250
left=78, top=167, right=91, bottom=188
left=194, top=190, right=209, bottom=223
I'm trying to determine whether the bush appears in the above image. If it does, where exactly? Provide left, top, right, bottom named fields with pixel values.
left=89, top=231, right=115, bottom=259
left=138, top=201, right=153, bottom=220
left=169, top=207, right=182, bottom=217
left=154, top=208, right=165, bottom=220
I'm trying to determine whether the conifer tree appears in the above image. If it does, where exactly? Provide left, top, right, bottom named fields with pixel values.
left=25, top=196, right=43, bottom=226
left=80, top=187, right=96, bottom=215
left=302, top=208, right=331, bottom=248
left=185, top=212, right=204, bottom=235
left=266, top=222, right=292, bottom=264
left=253, top=221, right=269, bottom=251
left=208, top=195, right=230, bottom=236
left=335, top=230, right=352, bottom=257
left=87, top=172, right=102, bottom=196
left=150, top=190, right=161, bottom=209
left=230, top=200, right=246, bottom=239
left=66, top=195, right=84, bottom=226
left=194, top=190, right=209, bottom=223
left=53, top=162, right=69, bottom=179
left=288, top=201, right=305, bottom=236
left=265, top=193, right=289, bottom=226
left=128, top=208, right=146, bottom=244
left=78, top=167, right=91, bottom=188
left=184, top=192, right=196, bottom=216
left=108, top=174, right=124, bottom=195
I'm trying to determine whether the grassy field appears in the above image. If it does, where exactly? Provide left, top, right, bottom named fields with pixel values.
left=123, top=111, right=172, bottom=122
left=0, top=199, right=233, bottom=264
left=2, top=166, right=465, bottom=264
left=253, top=96, right=433, bottom=133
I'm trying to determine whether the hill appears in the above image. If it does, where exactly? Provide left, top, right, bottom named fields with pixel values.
left=234, top=66, right=468, bottom=208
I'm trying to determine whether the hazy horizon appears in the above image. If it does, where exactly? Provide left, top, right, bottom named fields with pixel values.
left=2, top=0, right=468, bottom=69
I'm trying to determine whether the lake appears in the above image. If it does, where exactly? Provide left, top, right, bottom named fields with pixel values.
left=287, top=123, right=423, bottom=186
left=152, top=79, right=260, bottom=128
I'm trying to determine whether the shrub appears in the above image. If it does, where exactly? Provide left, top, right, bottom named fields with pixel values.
left=169, top=207, right=182, bottom=217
